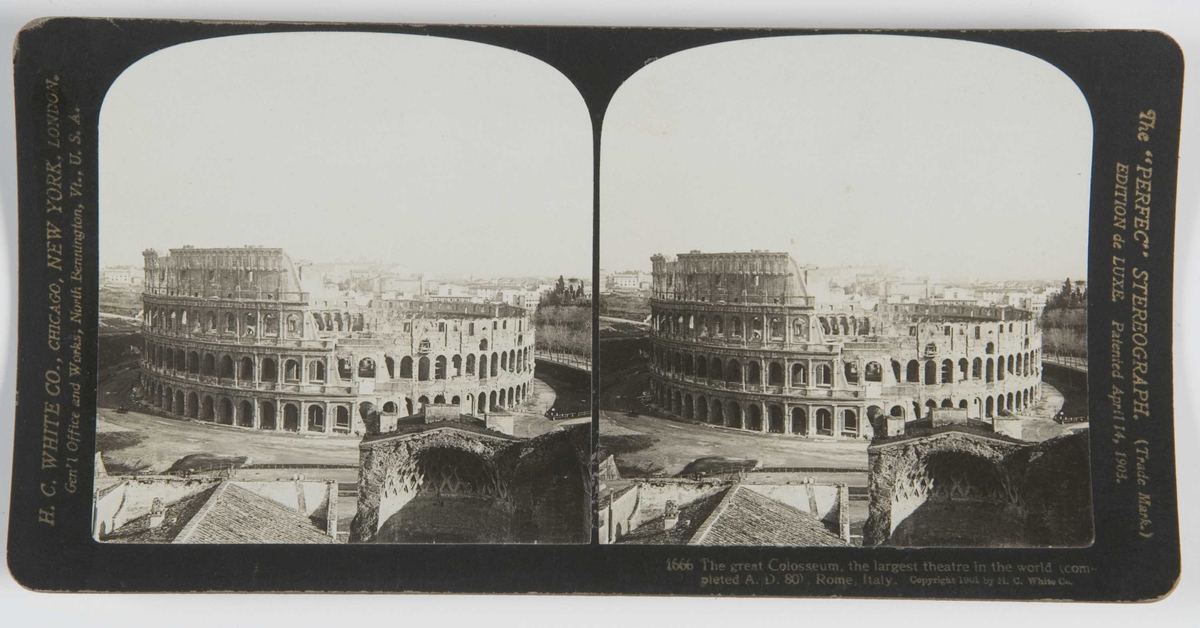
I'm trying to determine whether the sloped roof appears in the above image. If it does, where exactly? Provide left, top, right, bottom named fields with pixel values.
left=104, top=486, right=220, bottom=544
left=691, top=485, right=846, bottom=547
left=175, top=482, right=334, bottom=544
left=618, top=489, right=730, bottom=545
left=106, top=482, right=333, bottom=544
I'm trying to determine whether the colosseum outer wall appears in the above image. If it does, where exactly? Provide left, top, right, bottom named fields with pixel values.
left=138, top=246, right=537, bottom=436
left=647, top=252, right=1044, bottom=440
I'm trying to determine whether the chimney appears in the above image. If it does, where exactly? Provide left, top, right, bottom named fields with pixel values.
left=663, top=500, right=679, bottom=531
left=147, top=497, right=166, bottom=529
left=325, top=480, right=339, bottom=539
left=838, top=485, right=851, bottom=543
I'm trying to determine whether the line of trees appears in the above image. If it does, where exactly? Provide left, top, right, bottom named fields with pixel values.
left=1041, top=278, right=1087, bottom=357
left=541, top=275, right=588, bottom=306
left=535, top=305, right=592, bottom=358
left=1046, top=278, right=1086, bottom=310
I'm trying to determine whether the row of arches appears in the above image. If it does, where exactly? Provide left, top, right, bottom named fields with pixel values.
left=652, top=345, right=1040, bottom=390
left=901, top=385, right=1041, bottom=420
left=143, top=379, right=352, bottom=433
left=145, top=304, right=530, bottom=344
left=653, top=347, right=833, bottom=388
left=651, top=384, right=865, bottom=438
left=649, top=381, right=1042, bottom=439
left=652, top=309, right=880, bottom=343
left=145, top=341, right=318, bottom=384
left=359, top=348, right=531, bottom=382
left=144, top=305, right=305, bottom=339
left=654, top=310, right=800, bottom=343
left=310, top=310, right=367, bottom=333
left=144, top=340, right=535, bottom=388
left=374, top=382, right=531, bottom=416
left=141, top=377, right=534, bottom=433
left=894, top=351, right=1040, bottom=385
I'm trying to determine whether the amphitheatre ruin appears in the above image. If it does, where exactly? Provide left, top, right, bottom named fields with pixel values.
left=137, top=246, right=538, bottom=436
left=647, top=250, right=1046, bottom=440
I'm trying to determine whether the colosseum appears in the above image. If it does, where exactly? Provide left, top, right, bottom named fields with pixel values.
left=138, top=246, right=537, bottom=435
left=647, top=251, right=1044, bottom=440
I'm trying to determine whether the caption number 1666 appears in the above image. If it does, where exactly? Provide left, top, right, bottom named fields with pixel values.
left=666, top=559, right=694, bottom=571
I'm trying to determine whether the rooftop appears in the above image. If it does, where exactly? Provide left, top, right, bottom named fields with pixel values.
left=618, top=484, right=847, bottom=547
left=105, top=482, right=334, bottom=544
left=691, top=485, right=847, bottom=547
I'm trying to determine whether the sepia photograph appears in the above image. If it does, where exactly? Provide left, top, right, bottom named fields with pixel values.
left=598, top=35, right=1093, bottom=547
left=92, top=31, right=594, bottom=544
left=5, top=16, right=1187, bottom=604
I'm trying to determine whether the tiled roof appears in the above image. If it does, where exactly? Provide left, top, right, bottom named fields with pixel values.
left=691, top=485, right=846, bottom=547
left=618, top=489, right=730, bottom=545
left=104, top=486, right=220, bottom=544
left=175, top=482, right=334, bottom=544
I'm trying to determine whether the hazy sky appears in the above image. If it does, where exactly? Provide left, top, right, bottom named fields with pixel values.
left=601, top=35, right=1093, bottom=281
left=100, top=32, right=592, bottom=277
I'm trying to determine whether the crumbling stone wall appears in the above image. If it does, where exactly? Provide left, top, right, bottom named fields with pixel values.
left=139, top=246, right=537, bottom=439
left=506, top=425, right=591, bottom=543
left=352, top=427, right=514, bottom=542
left=647, top=250, right=1044, bottom=442
left=93, top=477, right=221, bottom=539
left=352, top=424, right=590, bottom=544
left=863, top=429, right=1091, bottom=547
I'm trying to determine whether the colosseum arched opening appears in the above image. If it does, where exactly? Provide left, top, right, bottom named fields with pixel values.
left=375, top=447, right=512, bottom=544
left=887, top=450, right=1025, bottom=547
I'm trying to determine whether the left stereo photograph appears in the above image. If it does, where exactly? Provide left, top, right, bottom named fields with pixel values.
left=93, top=31, right=594, bottom=544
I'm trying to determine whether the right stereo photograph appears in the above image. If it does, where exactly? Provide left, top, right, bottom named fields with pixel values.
left=597, top=35, right=1094, bottom=549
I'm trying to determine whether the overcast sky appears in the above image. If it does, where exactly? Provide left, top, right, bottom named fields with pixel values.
left=100, top=32, right=592, bottom=278
left=600, top=35, right=1093, bottom=281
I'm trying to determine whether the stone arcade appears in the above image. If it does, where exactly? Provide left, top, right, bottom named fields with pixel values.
left=138, top=246, right=537, bottom=435
left=862, top=420, right=1093, bottom=547
left=351, top=403, right=591, bottom=544
left=647, top=251, right=1044, bottom=440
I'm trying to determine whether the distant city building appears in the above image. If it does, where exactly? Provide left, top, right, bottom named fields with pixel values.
left=607, top=272, right=652, bottom=292
left=101, top=265, right=144, bottom=285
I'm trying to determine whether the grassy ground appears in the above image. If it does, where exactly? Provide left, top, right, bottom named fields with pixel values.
left=535, top=304, right=592, bottom=358
left=598, top=293, right=650, bottom=322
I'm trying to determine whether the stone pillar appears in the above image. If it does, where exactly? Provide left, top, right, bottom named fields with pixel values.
left=324, top=402, right=332, bottom=434
left=251, top=399, right=259, bottom=429
left=299, top=403, right=308, bottom=433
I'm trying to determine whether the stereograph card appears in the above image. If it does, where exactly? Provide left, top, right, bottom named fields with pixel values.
left=5, top=19, right=1183, bottom=600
